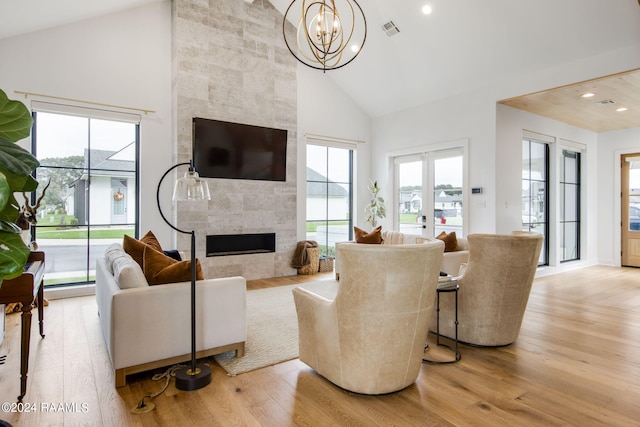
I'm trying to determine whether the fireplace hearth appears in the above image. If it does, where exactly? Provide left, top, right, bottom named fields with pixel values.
left=206, top=233, right=276, bottom=257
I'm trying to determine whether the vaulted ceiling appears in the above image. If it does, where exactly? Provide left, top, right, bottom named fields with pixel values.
left=2, top=0, right=640, bottom=130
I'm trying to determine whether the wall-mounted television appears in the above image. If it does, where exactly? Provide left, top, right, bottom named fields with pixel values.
left=192, top=117, right=287, bottom=181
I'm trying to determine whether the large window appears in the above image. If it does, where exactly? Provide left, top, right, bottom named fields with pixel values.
left=395, top=150, right=463, bottom=237
left=522, top=139, right=548, bottom=266
left=559, top=149, right=581, bottom=262
left=32, top=106, right=139, bottom=286
left=306, top=144, right=353, bottom=257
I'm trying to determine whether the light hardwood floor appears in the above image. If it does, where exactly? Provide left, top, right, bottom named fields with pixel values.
left=1, top=266, right=639, bottom=426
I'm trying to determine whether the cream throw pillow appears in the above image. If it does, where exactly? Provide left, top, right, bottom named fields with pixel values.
left=112, top=252, right=149, bottom=289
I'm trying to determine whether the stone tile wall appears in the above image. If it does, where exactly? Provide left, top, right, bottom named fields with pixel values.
left=173, top=0, right=298, bottom=279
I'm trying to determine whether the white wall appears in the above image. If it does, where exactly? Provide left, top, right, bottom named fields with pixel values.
left=370, top=45, right=640, bottom=273
left=296, top=65, right=372, bottom=236
left=597, top=128, right=640, bottom=266
left=0, top=1, right=174, bottom=245
left=496, top=104, right=600, bottom=274
left=372, top=89, right=496, bottom=234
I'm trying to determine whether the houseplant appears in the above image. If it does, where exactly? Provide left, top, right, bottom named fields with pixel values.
left=364, top=179, right=386, bottom=228
left=0, top=88, right=40, bottom=284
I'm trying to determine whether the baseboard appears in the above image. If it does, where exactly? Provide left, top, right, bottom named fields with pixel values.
left=44, top=283, right=95, bottom=300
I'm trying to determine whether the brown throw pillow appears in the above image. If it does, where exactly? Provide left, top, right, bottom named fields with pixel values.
left=143, top=246, right=204, bottom=285
left=354, top=226, right=383, bottom=244
left=436, top=231, right=458, bottom=252
left=123, top=231, right=163, bottom=268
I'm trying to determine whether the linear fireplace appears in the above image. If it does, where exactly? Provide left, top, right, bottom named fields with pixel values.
left=206, top=233, right=276, bottom=257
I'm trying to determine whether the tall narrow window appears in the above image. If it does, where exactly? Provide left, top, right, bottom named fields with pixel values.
left=306, top=144, right=353, bottom=257
left=522, top=139, right=549, bottom=266
left=32, top=107, right=139, bottom=287
left=560, top=149, right=580, bottom=262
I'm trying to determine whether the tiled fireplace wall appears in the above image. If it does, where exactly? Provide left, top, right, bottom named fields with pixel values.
left=172, top=0, right=298, bottom=279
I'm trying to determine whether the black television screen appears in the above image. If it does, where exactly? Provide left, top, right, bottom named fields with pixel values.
left=192, top=117, right=287, bottom=181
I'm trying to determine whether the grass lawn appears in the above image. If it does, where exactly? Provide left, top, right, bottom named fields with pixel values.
left=306, top=221, right=349, bottom=232
left=45, top=276, right=95, bottom=286
left=35, top=228, right=135, bottom=239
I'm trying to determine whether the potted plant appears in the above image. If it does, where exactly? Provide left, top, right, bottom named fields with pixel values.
left=364, top=179, right=386, bottom=228
left=0, top=88, right=40, bottom=284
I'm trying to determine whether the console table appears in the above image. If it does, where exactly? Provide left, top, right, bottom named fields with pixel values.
left=0, top=251, right=45, bottom=401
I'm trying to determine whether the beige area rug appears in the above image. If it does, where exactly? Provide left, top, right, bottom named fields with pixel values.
left=213, top=279, right=339, bottom=376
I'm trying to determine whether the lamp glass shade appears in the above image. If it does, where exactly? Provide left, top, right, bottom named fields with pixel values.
left=172, top=170, right=211, bottom=201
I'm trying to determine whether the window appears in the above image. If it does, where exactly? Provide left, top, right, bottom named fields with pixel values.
left=395, top=149, right=464, bottom=237
left=522, top=139, right=549, bottom=266
left=559, top=149, right=581, bottom=262
left=306, top=144, right=353, bottom=257
left=31, top=106, right=139, bottom=286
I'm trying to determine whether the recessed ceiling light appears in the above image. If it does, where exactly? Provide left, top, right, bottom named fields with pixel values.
left=581, top=92, right=595, bottom=98
left=616, top=107, right=628, bottom=112
left=351, top=44, right=360, bottom=53
left=422, top=4, right=432, bottom=15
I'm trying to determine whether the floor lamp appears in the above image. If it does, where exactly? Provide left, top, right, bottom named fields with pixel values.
left=156, top=161, right=211, bottom=391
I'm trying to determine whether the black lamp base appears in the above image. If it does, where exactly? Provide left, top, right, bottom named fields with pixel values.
left=175, top=363, right=212, bottom=391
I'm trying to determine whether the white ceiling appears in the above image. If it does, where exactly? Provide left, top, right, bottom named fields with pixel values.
left=0, top=0, right=163, bottom=40
left=2, top=0, right=640, bottom=123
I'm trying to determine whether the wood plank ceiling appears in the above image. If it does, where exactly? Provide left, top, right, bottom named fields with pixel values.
left=500, top=69, right=640, bottom=133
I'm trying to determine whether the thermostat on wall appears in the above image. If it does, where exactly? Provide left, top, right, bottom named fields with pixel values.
left=471, top=187, right=483, bottom=194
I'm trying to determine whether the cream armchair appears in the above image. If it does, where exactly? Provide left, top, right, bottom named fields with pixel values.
left=293, top=241, right=444, bottom=395
left=433, top=232, right=543, bottom=346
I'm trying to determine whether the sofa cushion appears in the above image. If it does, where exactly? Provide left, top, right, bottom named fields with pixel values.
left=354, top=226, right=383, bottom=244
left=436, top=231, right=458, bottom=252
left=123, top=231, right=163, bottom=268
left=111, top=251, right=149, bottom=289
left=104, top=243, right=125, bottom=274
left=142, top=246, right=204, bottom=285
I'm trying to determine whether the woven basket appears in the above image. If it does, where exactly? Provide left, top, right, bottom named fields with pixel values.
left=297, top=247, right=320, bottom=275
left=318, top=257, right=334, bottom=273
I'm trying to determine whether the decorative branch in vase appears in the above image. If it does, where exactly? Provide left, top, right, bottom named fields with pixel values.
left=364, top=180, right=386, bottom=228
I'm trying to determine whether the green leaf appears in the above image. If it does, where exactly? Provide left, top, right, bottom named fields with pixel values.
left=0, top=168, right=38, bottom=225
left=0, top=172, right=8, bottom=212
left=0, top=195, right=20, bottom=223
left=0, top=89, right=33, bottom=142
left=0, top=167, right=38, bottom=192
left=0, top=138, right=40, bottom=175
left=0, top=231, right=30, bottom=282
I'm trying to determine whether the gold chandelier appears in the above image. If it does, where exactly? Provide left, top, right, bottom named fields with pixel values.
left=283, top=0, right=367, bottom=71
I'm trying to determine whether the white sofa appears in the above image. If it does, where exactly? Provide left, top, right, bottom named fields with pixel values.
left=95, top=245, right=247, bottom=387
left=334, top=230, right=469, bottom=279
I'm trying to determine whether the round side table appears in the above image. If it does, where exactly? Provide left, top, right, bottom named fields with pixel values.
left=423, top=279, right=461, bottom=364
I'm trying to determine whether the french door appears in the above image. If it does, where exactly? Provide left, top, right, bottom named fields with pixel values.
left=622, top=153, right=640, bottom=267
left=395, top=149, right=464, bottom=237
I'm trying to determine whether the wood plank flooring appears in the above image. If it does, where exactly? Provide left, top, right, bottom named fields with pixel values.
left=1, top=266, right=639, bottom=426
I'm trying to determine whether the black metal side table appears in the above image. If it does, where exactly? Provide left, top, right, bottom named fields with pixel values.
left=423, top=279, right=461, bottom=364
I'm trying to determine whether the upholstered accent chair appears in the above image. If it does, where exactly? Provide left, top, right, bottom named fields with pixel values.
left=433, top=232, right=543, bottom=347
left=293, top=241, right=444, bottom=395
